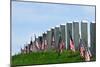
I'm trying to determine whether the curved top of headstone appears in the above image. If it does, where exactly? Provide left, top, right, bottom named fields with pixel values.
left=60, top=23, right=66, bottom=26
left=47, top=28, right=51, bottom=31
left=91, top=21, right=95, bottom=23
left=73, top=20, right=80, bottom=23
left=81, top=20, right=88, bottom=23
left=51, top=27, right=55, bottom=29
left=56, top=25, right=60, bottom=27
left=66, top=21, right=72, bottom=23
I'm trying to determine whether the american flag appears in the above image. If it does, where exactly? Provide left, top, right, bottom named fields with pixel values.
left=88, top=48, right=92, bottom=57
left=42, top=40, right=45, bottom=50
left=35, top=40, right=40, bottom=49
left=41, top=39, right=47, bottom=50
left=44, top=39, right=47, bottom=49
left=69, top=31, right=75, bottom=52
left=59, top=40, right=65, bottom=53
left=84, top=48, right=91, bottom=61
left=41, top=33, right=47, bottom=50
left=51, top=29, right=55, bottom=48
left=79, top=38, right=85, bottom=57
left=34, top=34, right=40, bottom=50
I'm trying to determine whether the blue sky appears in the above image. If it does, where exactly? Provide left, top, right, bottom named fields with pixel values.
left=12, top=1, right=95, bottom=55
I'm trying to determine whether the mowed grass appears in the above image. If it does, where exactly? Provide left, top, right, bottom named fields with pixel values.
left=11, top=50, right=95, bottom=66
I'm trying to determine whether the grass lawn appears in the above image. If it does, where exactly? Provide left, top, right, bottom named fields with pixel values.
left=11, top=50, right=96, bottom=66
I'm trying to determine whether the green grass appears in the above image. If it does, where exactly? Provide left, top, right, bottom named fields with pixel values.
left=11, top=50, right=95, bottom=66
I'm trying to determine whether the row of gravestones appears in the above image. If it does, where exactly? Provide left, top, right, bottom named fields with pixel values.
left=33, top=22, right=95, bottom=56
left=43, top=22, right=96, bottom=56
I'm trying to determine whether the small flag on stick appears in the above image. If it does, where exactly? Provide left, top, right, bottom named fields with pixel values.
left=69, top=31, right=75, bottom=52
left=79, top=38, right=85, bottom=57
left=84, top=48, right=91, bottom=61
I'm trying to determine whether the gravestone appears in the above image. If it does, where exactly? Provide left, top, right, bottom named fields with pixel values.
left=81, top=22, right=88, bottom=48
left=65, top=23, right=72, bottom=50
left=54, top=27, right=60, bottom=50
left=47, top=30, right=52, bottom=51
left=90, top=23, right=96, bottom=56
left=60, top=25, right=66, bottom=49
left=51, top=28, right=57, bottom=50
left=73, top=22, right=79, bottom=50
